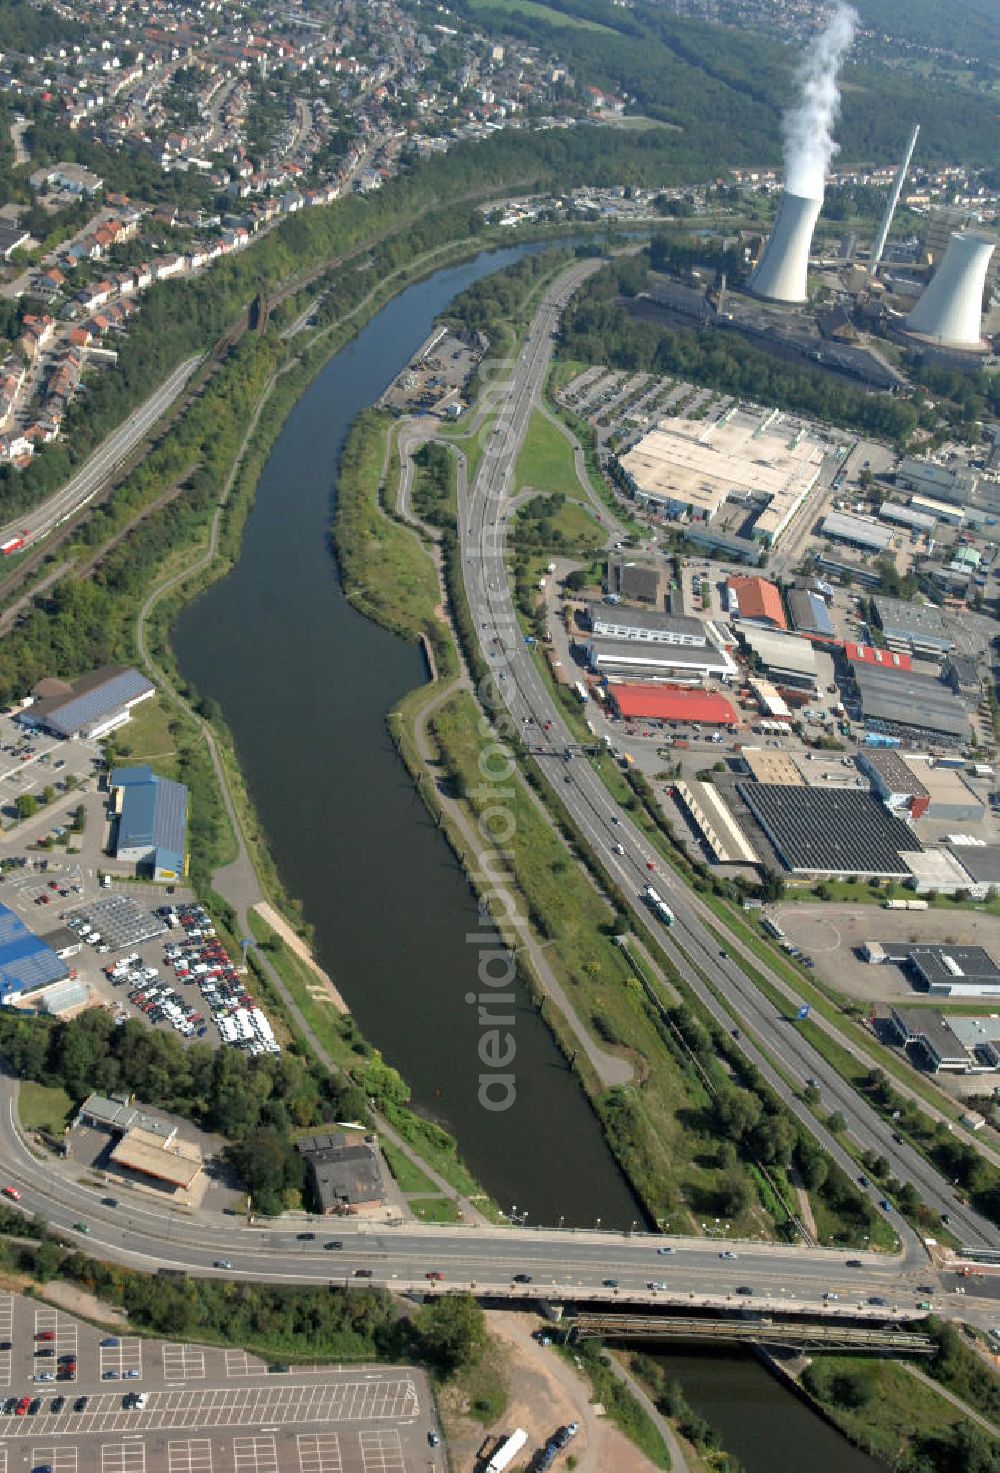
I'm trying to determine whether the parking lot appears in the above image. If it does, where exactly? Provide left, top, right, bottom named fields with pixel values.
left=0, top=712, right=102, bottom=837
left=770, top=901, right=1000, bottom=1004
left=0, top=1296, right=434, bottom=1473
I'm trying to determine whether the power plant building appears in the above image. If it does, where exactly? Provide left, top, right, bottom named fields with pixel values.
left=904, top=231, right=996, bottom=352
left=748, top=192, right=822, bottom=304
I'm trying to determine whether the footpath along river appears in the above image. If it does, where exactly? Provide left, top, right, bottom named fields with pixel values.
left=173, top=241, right=642, bottom=1229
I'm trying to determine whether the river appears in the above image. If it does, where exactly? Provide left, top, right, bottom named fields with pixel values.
left=172, top=241, right=642, bottom=1230
left=645, top=1349, right=881, bottom=1473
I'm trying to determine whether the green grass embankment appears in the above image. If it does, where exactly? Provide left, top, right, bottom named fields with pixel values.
left=799, top=1350, right=998, bottom=1470
left=18, top=1082, right=72, bottom=1136
left=334, top=410, right=444, bottom=643
left=562, top=1342, right=671, bottom=1470
left=427, top=688, right=770, bottom=1233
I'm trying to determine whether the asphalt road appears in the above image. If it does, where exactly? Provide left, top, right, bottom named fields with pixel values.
left=456, top=258, right=1000, bottom=1256
left=0, top=356, right=202, bottom=550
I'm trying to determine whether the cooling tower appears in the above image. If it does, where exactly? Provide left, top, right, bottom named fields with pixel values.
left=905, top=231, right=996, bottom=350
left=748, top=192, right=822, bottom=304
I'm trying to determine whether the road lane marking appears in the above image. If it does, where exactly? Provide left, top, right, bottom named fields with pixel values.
left=162, top=1346, right=205, bottom=1382
left=167, top=1439, right=213, bottom=1473
left=31, top=1446, right=76, bottom=1473
left=232, top=1436, right=276, bottom=1473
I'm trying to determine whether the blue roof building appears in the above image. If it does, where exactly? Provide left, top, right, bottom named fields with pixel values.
left=110, top=766, right=188, bottom=881
left=787, top=588, right=835, bottom=638
left=0, top=905, right=67, bottom=1003
left=20, top=665, right=154, bottom=740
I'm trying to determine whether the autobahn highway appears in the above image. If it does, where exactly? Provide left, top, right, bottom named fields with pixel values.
left=457, top=257, right=1000, bottom=1256
left=0, top=355, right=202, bottom=550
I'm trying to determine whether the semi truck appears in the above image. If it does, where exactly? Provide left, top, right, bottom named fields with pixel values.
left=486, top=1429, right=529, bottom=1473
left=644, top=884, right=674, bottom=926
left=883, top=898, right=928, bottom=911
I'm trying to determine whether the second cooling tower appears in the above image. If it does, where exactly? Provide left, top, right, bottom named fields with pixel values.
left=748, top=192, right=822, bottom=304
left=905, top=230, right=996, bottom=350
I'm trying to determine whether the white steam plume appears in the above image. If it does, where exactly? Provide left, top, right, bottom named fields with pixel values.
left=782, top=3, right=857, bottom=202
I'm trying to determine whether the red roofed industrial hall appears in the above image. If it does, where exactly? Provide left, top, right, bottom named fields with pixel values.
left=609, top=686, right=739, bottom=725
left=844, top=642, right=913, bottom=673
left=726, top=575, right=786, bottom=629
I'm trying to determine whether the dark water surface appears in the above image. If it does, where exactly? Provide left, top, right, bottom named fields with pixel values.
left=173, top=242, right=642, bottom=1228
left=647, top=1348, right=882, bottom=1473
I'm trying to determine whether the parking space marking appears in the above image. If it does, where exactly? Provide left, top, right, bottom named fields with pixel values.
left=0, top=1379, right=420, bottom=1436
left=32, top=1446, right=77, bottom=1473
left=100, top=1338, right=142, bottom=1382
left=34, top=1307, right=77, bottom=1384
left=0, top=1446, right=6, bottom=1473
left=162, top=1345, right=205, bottom=1381
left=232, top=1437, right=277, bottom=1473
left=296, top=1434, right=342, bottom=1473
left=102, top=1444, right=146, bottom=1473
left=223, top=1350, right=251, bottom=1377
left=0, top=1293, right=12, bottom=1387
left=358, top=1431, right=404, bottom=1473
left=167, top=1440, right=213, bottom=1473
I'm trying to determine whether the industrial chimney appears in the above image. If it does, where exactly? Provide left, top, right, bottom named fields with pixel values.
left=905, top=230, right=997, bottom=351
left=748, top=192, right=823, bottom=304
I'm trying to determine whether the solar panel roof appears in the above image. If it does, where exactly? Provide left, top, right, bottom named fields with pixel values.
left=43, top=669, right=153, bottom=737
left=736, top=784, right=920, bottom=876
left=0, top=903, right=66, bottom=996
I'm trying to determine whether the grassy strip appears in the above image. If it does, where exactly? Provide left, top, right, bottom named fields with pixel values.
left=380, top=1140, right=438, bottom=1196
left=544, top=390, right=645, bottom=536
left=18, top=1082, right=72, bottom=1135
left=515, top=409, right=591, bottom=500
left=799, top=1354, right=989, bottom=1469
left=334, top=410, right=443, bottom=643
left=562, top=1342, right=671, bottom=1470
left=428, top=688, right=768, bottom=1232
left=407, top=1198, right=464, bottom=1224
left=782, top=878, right=1000, bottom=917
left=926, top=1318, right=1000, bottom=1425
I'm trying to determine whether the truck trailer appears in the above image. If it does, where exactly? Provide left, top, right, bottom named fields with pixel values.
left=486, top=1429, right=529, bottom=1473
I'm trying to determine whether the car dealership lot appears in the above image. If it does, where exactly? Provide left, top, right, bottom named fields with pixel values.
left=0, top=1296, right=434, bottom=1473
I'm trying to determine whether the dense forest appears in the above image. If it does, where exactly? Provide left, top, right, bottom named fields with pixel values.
left=457, top=0, right=1000, bottom=165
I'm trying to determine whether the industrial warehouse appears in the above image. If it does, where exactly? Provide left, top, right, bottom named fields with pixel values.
left=16, top=666, right=155, bottom=740
left=109, top=765, right=189, bottom=881
left=616, top=406, right=828, bottom=547
left=735, top=784, right=921, bottom=878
